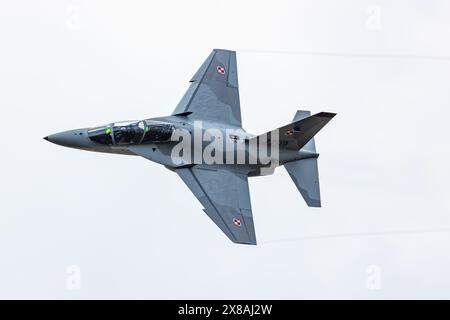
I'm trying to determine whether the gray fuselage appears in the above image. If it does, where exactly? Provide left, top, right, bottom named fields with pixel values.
left=45, top=115, right=315, bottom=177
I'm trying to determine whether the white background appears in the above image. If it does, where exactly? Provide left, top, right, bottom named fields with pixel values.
left=1, top=0, right=449, bottom=299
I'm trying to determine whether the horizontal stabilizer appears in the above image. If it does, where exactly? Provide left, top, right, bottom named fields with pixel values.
left=284, top=158, right=321, bottom=207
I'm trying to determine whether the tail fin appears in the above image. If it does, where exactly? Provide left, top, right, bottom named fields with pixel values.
left=250, top=111, right=336, bottom=151
left=292, top=110, right=316, bottom=152
left=283, top=110, right=335, bottom=207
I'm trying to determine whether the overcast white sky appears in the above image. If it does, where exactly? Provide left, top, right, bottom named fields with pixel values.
left=1, top=0, right=450, bottom=299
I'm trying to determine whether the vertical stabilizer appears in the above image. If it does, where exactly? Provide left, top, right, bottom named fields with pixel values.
left=292, top=110, right=316, bottom=152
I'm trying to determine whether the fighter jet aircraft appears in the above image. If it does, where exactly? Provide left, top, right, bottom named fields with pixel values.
left=45, top=49, right=335, bottom=245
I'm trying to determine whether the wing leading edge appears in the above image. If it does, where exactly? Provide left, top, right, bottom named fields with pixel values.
left=172, top=49, right=242, bottom=127
left=176, top=165, right=256, bottom=245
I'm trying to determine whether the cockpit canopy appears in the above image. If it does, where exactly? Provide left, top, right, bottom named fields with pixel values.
left=88, top=120, right=174, bottom=145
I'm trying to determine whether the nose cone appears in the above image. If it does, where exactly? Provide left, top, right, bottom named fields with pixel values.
left=45, top=129, right=93, bottom=149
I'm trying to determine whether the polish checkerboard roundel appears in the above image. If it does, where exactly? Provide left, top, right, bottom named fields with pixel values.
left=216, top=66, right=226, bottom=74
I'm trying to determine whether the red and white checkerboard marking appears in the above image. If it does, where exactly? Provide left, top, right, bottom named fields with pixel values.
left=216, top=66, right=226, bottom=74
left=233, top=218, right=241, bottom=227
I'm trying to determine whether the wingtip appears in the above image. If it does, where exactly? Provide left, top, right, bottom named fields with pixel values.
left=213, top=48, right=236, bottom=54
left=232, top=238, right=258, bottom=246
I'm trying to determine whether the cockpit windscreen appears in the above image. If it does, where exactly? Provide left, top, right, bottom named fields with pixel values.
left=88, top=120, right=174, bottom=145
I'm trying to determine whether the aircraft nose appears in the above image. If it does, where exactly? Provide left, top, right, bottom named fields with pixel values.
left=45, top=129, right=92, bottom=149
